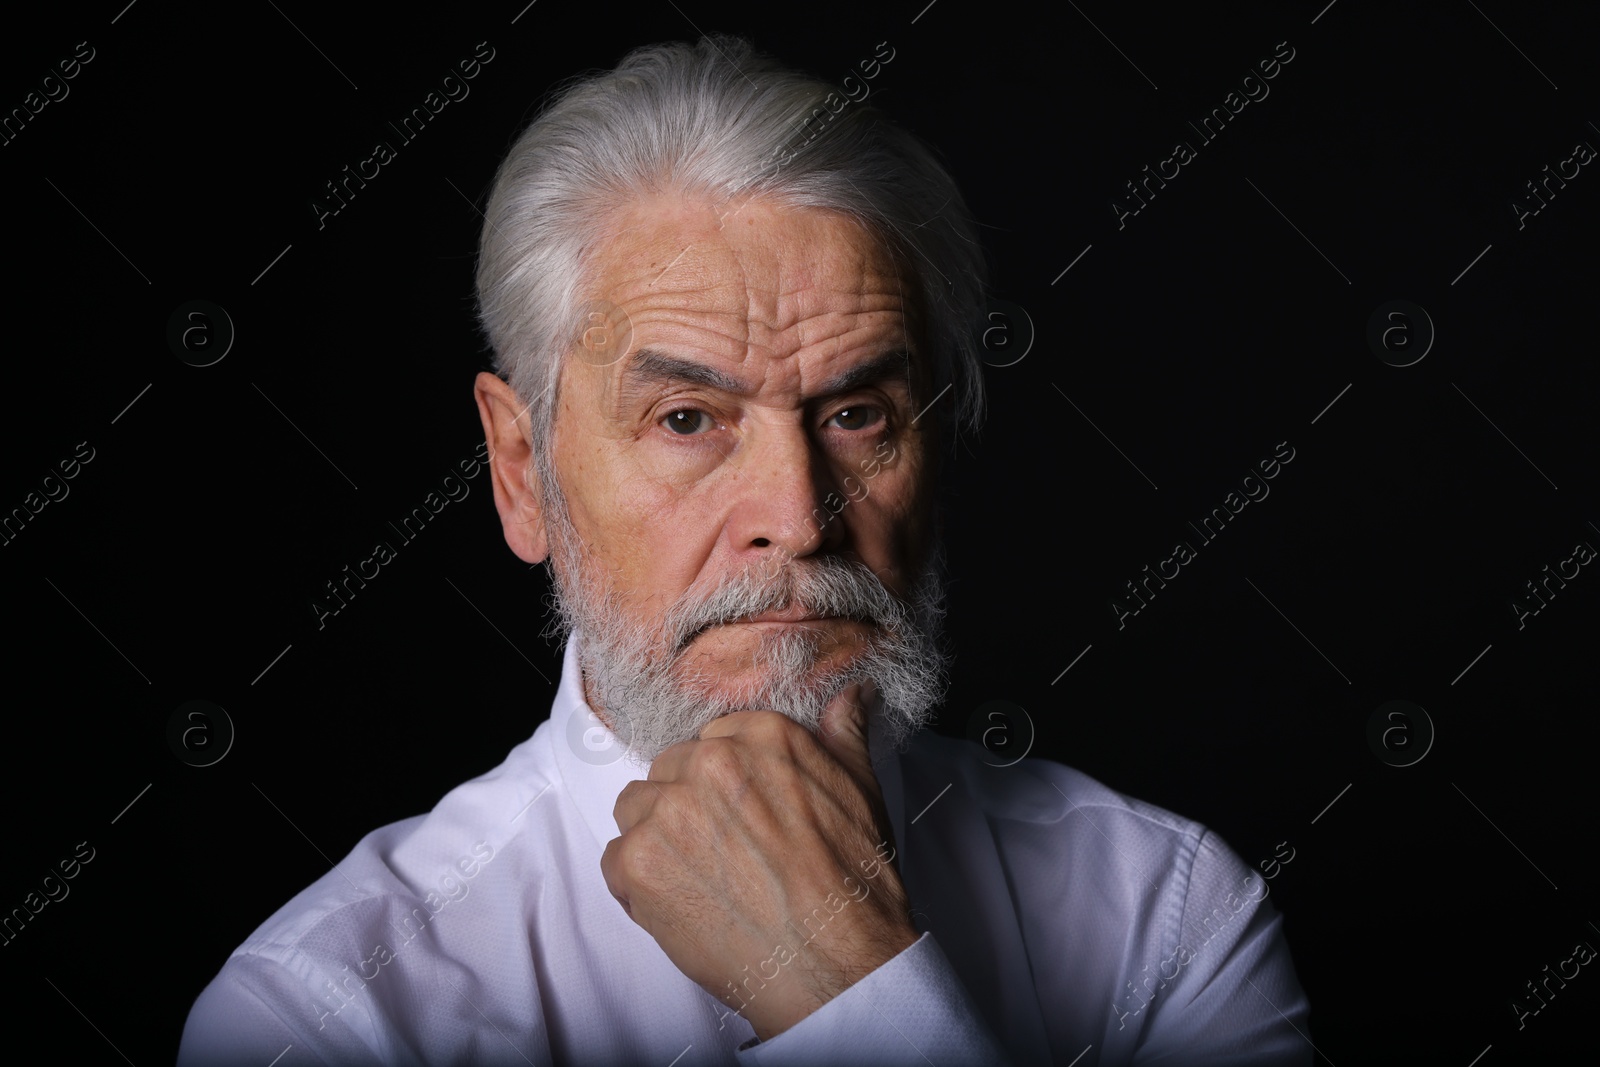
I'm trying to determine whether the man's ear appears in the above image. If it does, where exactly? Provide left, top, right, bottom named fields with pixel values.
left=474, top=371, right=548, bottom=564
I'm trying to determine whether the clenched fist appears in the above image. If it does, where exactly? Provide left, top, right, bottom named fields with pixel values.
left=601, top=683, right=920, bottom=1041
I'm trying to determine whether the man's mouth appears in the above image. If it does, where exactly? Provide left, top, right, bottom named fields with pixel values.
left=743, top=608, right=831, bottom=624
left=676, top=610, right=876, bottom=651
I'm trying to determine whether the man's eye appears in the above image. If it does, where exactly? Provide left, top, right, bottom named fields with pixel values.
left=662, top=409, right=714, bottom=435
left=829, top=407, right=881, bottom=431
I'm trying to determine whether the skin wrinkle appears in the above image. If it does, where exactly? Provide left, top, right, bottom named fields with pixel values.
left=481, top=190, right=951, bottom=762
left=709, top=758, right=863, bottom=1002
left=471, top=148, right=956, bottom=1038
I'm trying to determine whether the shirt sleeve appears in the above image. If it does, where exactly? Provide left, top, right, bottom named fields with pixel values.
left=737, top=932, right=1013, bottom=1066
left=177, top=955, right=389, bottom=1067
left=1126, top=830, right=1313, bottom=1066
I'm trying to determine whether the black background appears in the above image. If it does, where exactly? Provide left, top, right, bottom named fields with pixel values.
left=2, top=1, right=1596, bottom=1063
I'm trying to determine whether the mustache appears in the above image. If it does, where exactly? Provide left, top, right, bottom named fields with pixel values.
left=665, top=556, right=906, bottom=654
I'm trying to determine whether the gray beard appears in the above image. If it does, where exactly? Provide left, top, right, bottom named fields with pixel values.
left=539, top=497, right=950, bottom=762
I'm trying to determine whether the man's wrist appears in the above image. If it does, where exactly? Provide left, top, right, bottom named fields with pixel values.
left=747, top=920, right=921, bottom=1041
left=737, top=933, right=1013, bottom=1066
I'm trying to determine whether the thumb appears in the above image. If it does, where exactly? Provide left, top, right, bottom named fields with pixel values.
left=817, top=679, right=880, bottom=788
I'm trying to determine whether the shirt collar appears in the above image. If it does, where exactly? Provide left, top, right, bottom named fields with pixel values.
left=548, top=635, right=652, bottom=854
left=548, top=634, right=908, bottom=856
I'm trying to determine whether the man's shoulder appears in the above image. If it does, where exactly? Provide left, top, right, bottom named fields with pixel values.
left=226, top=724, right=558, bottom=967
left=896, top=729, right=1244, bottom=894
left=180, top=724, right=579, bottom=1060
left=892, top=729, right=1295, bottom=1053
left=902, top=728, right=1207, bottom=840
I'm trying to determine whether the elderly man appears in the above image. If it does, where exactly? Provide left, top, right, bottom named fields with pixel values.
left=179, top=36, right=1309, bottom=1066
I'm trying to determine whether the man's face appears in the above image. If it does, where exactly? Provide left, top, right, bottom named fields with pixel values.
left=482, top=192, right=948, bottom=759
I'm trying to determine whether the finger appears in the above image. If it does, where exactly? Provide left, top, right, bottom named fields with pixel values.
left=612, top=777, right=669, bottom=834
left=816, top=680, right=879, bottom=788
left=646, top=734, right=701, bottom=782
left=598, top=837, right=636, bottom=921
left=694, top=709, right=768, bottom=741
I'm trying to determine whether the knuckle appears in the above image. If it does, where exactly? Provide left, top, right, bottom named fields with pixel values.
left=744, top=710, right=802, bottom=754
left=752, top=710, right=794, bottom=738
left=694, top=737, right=744, bottom=782
left=611, top=780, right=641, bottom=821
left=614, top=832, right=661, bottom=885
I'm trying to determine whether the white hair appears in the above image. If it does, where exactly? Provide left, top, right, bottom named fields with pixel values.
left=472, top=37, right=978, bottom=755
left=543, top=507, right=952, bottom=761
left=473, top=34, right=989, bottom=485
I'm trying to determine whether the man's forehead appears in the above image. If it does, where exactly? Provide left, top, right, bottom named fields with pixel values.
left=587, top=193, right=912, bottom=322
left=569, top=192, right=925, bottom=392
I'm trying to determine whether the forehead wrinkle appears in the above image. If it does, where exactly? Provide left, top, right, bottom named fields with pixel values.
left=598, top=197, right=913, bottom=399
left=749, top=270, right=903, bottom=378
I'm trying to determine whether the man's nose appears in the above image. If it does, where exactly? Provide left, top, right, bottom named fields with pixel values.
left=726, top=424, right=846, bottom=562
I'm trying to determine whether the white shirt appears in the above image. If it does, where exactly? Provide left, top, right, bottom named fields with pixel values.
left=179, top=637, right=1311, bottom=1066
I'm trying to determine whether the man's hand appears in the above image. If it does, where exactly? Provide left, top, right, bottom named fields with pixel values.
left=601, top=683, right=919, bottom=1041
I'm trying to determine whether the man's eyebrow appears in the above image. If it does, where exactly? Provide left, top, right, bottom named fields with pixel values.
left=620, top=348, right=913, bottom=399
left=815, top=350, right=913, bottom=397
left=624, top=349, right=755, bottom=395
